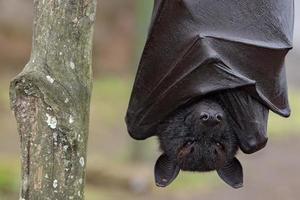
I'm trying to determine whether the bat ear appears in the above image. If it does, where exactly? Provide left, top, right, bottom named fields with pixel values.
left=217, top=157, right=243, bottom=189
left=154, top=154, right=180, bottom=187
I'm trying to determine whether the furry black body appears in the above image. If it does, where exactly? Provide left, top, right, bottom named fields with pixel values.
left=158, top=99, right=238, bottom=172
left=154, top=89, right=269, bottom=189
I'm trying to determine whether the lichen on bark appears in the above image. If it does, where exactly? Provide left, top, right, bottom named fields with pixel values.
left=9, top=0, right=97, bottom=199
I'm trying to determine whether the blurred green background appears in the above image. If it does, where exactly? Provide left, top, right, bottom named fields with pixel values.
left=0, top=0, right=300, bottom=200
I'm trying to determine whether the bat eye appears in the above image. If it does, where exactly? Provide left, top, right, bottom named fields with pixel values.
left=200, top=112, right=209, bottom=121
left=215, top=142, right=225, bottom=151
left=184, top=139, right=195, bottom=147
left=214, top=141, right=225, bottom=150
left=178, top=140, right=195, bottom=159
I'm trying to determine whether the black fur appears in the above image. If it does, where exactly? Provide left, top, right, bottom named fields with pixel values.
left=154, top=89, right=269, bottom=188
left=157, top=98, right=239, bottom=172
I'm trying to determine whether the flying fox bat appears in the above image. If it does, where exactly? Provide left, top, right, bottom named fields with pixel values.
left=155, top=89, right=269, bottom=188
left=125, top=0, right=294, bottom=188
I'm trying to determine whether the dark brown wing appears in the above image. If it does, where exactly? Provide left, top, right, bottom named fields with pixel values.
left=126, top=0, right=294, bottom=140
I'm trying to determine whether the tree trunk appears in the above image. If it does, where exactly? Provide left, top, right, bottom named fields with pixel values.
left=9, top=0, right=97, bottom=199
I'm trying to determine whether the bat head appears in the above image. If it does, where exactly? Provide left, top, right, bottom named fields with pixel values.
left=156, top=99, right=243, bottom=188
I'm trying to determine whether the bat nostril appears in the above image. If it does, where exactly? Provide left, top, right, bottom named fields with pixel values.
left=201, top=112, right=222, bottom=127
left=200, top=112, right=209, bottom=121
left=216, top=113, right=223, bottom=122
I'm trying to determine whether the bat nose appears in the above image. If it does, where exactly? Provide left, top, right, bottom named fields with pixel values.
left=200, top=112, right=223, bottom=127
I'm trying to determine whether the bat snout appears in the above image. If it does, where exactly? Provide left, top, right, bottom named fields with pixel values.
left=200, top=112, right=223, bottom=127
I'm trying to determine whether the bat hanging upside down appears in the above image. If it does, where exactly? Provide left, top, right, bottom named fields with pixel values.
left=155, top=89, right=269, bottom=188
left=125, top=0, right=293, bottom=189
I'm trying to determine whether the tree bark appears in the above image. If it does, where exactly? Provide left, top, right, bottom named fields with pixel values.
left=9, top=0, right=97, bottom=199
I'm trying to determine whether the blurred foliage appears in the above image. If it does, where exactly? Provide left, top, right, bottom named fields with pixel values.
left=268, top=89, right=300, bottom=137
left=0, top=81, right=9, bottom=103
left=91, top=77, right=131, bottom=126
left=134, top=0, right=154, bottom=65
left=0, top=159, right=19, bottom=199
